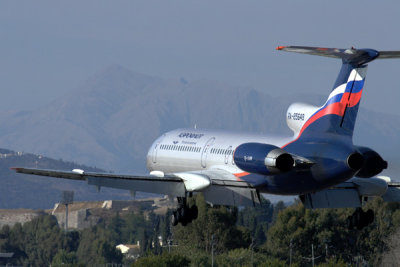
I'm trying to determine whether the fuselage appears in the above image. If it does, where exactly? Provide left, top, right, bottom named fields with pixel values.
left=146, top=128, right=358, bottom=195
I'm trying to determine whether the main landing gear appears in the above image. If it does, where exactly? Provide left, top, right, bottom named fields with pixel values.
left=347, top=208, right=374, bottom=230
left=171, top=197, right=198, bottom=226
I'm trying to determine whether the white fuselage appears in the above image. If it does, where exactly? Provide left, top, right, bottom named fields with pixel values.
left=146, top=128, right=293, bottom=175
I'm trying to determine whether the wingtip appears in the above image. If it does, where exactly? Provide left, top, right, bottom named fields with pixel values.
left=276, top=46, right=286, bottom=50
left=10, top=167, right=21, bottom=172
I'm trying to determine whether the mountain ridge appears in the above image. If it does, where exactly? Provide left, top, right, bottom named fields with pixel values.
left=0, top=65, right=398, bottom=176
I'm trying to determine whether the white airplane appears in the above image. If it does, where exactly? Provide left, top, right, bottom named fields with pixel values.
left=13, top=46, right=400, bottom=230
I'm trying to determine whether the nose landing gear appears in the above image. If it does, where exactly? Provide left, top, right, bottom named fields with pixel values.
left=171, top=197, right=198, bottom=226
left=347, top=208, right=374, bottom=230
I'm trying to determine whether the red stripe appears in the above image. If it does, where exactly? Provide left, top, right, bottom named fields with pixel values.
left=281, top=90, right=362, bottom=149
left=234, top=172, right=250, bottom=177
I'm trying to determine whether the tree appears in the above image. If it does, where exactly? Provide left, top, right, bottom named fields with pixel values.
left=132, top=252, right=190, bottom=267
left=107, top=211, right=124, bottom=244
left=51, top=249, right=78, bottom=266
left=265, top=197, right=400, bottom=265
left=237, top=198, right=274, bottom=246
left=76, top=226, right=122, bottom=265
left=20, top=215, right=66, bottom=266
left=216, top=248, right=289, bottom=267
left=173, top=194, right=251, bottom=254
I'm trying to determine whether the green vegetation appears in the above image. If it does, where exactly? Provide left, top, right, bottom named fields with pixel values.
left=0, top=148, right=134, bottom=209
left=1, top=194, right=400, bottom=266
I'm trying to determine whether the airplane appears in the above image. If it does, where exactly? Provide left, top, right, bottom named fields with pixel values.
left=12, top=46, right=400, bottom=230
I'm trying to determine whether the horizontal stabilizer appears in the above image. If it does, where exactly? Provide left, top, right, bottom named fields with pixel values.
left=376, top=51, right=400, bottom=59
left=277, top=46, right=400, bottom=65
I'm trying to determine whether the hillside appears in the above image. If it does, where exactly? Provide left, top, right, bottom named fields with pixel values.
left=0, top=65, right=397, bottom=177
left=0, top=148, right=135, bottom=209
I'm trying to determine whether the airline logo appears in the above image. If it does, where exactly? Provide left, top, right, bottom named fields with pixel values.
left=298, top=67, right=367, bottom=136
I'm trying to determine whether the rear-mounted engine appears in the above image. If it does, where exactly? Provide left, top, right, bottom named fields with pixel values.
left=355, top=146, right=388, bottom=178
left=234, top=143, right=294, bottom=175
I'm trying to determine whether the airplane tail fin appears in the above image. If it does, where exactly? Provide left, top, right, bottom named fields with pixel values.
left=278, top=46, right=400, bottom=141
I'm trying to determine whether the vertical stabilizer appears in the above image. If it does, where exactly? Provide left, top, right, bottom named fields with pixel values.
left=278, top=46, right=400, bottom=142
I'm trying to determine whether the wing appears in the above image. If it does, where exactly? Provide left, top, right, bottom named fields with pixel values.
left=300, top=176, right=400, bottom=209
left=12, top=167, right=187, bottom=197
left=12, top=167, right=261, bottom=207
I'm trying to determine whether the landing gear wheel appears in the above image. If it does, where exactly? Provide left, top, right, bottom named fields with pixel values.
left=366, top=209, right=374, bottom=225
left=347, top=215, right=354, bottom=230
left=171, top=211, right=179, bottom=226
left=179, top=207, right=186, bottom=219
left=347, top=208, right=375, bottom=230
left=190, top=205, right=198, bottom=220
left=170, top=197, right=199, bottom=226
left=181, top=218, right=188, bottom=226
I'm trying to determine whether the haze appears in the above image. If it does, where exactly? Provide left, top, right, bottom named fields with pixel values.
left=1, top=1, right=399, bottom=115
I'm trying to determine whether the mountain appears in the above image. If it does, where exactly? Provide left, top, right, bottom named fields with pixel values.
left=0, top=65, right=398, bottom=178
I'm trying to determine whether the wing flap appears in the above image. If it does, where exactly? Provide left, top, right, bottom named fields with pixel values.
left=203, top=186, right=260, bottom=207
left=185, top=169, right=261, bottom=206
left=86, top=176, right=186, bottom=197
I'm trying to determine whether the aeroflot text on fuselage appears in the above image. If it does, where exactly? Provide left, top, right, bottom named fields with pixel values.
left=178, top=133, right=205, bottom=139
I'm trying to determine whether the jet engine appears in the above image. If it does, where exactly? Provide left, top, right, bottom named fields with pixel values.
left=234, top=143, right=294, bottom=175
left=355, top=146, right=388, bottom=178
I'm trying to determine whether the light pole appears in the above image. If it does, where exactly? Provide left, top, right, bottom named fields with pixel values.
left=301, top=243, right=321, bottom=266
left=250, top=237, right=255, bottom=267
left=211, top=234, right=215, bottom=267
left=312, top=243, right=314, bottom=267
left=60, top=191, right=74, bottom=232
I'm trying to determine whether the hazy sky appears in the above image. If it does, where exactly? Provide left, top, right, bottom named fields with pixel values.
left=1, top=1, right=400, bottom=114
